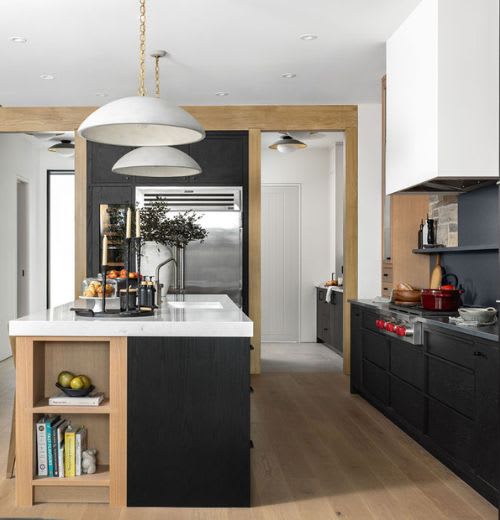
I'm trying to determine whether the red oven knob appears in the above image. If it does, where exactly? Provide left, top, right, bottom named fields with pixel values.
left=385, top=322, right=395, bottom=332
left=395, top=325, right=407, bottom=337
left=375, top=319, right=385, bottom=329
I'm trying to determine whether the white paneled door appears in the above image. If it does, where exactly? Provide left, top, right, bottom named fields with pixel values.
left=261, top=184, right=300, bottom=342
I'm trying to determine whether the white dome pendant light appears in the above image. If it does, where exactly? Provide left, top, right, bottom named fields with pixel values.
left=112, top=145, right=201, bottom=177
left=78, top=0, right=205, bottom=147
left=112, top=51, right=202, bottom=178
left=269, top=134, right=307, bottom=154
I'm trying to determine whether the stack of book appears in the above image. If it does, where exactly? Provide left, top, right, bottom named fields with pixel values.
left=36, top=416, right=87, bottom=477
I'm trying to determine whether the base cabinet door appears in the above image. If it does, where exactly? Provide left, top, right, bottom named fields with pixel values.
left=473, top=342, right=499, bottom=491
left=316, top=289, right=331, bottom=344
left=362, top=360, right=389, bottom=405
left=427, top=398, right=474, bottom=467
left=390, top=377, right=425, bottom=432
left=350, top=306, right=362, bottom=392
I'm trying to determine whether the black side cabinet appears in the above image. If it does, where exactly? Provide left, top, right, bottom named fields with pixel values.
left=316, top=288, right=343, bottom=355
left=350, top=303, right=499, bottom=505
left=127, top=336, right=250, bottom=507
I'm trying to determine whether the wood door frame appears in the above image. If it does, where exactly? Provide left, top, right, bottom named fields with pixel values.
left=0, top=105, right=358, bottom=375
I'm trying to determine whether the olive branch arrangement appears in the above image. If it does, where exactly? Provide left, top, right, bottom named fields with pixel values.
left=138, top=200, right=208, bottom=249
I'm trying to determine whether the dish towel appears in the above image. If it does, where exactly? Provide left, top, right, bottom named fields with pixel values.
left=326, top=286, right=336, bottom=303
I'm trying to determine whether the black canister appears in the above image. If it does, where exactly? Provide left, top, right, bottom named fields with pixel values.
left=139, top=280, right=148, bottom=307
left=120, top=289, right=137, bottom=311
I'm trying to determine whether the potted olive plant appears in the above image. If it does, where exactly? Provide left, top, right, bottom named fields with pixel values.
left=139, top=200, right=207, bottom=292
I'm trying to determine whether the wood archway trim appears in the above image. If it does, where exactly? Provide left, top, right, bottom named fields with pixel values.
left=0, top=105, right=358, bottom=375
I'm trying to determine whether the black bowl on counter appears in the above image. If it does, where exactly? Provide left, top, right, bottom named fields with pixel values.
left=55, top=382, right=95, bottom=397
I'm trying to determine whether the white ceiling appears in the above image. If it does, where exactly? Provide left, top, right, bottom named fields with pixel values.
left=1, top=0, right=420, bottom=107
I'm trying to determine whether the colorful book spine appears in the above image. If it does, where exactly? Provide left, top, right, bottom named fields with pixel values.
left=75, top=427, right=87, bottom=476
left=52, top=419, right=59, bottom=477
left=64, top=425, right=76, bottom=477
left=45, top=416, right=60, bottom=477
left=56, top=420, right=67, bottom=478
left=36, top=416, right=48, bottom=476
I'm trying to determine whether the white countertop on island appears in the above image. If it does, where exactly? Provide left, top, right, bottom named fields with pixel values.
left=9, top=294, right=253, bottom=338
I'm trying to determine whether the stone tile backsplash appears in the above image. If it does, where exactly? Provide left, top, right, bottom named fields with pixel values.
left=429, top=195, right=459, bottom=247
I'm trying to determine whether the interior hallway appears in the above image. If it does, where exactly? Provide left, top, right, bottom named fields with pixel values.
left=0, top=344, right=496, bottom=519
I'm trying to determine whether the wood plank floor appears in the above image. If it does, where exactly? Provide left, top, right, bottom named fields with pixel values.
left=0, top=344, right=496, bottom=519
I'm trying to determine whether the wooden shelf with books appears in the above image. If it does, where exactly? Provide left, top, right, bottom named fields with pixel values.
left=32, top=465, right=110, bottom=487
left=14, top=336, right=126, bottom=507
left=32, top=398, right=111, bottom=415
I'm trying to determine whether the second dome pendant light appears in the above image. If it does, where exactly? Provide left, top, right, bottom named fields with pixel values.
left=78, top=0, right=205, bottom=147
left=112, top=51, right=202, bottom=178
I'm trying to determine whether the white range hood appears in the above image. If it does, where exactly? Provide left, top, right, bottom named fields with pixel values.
left=385, top=0, right=499, bottom=194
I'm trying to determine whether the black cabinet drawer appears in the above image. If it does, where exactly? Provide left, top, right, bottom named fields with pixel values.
left=362, top=330, right=390, bottom=369
left=362, top=311, right=380, bottom=333
left=390, top=377, right=425, bottom=432
left=363, top=360, right=389, bottom=405
left=425, top=328, right=474, bottom=369
left=428, top=357, right=474, bottom=419
left=428, top=399, right=474, bottom=467
left=390, top=340, right=424, bottom=390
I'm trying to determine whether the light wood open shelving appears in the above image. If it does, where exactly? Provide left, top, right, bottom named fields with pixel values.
left=32, top=465, right=110, bottom=487
left=15, top=336, right=127, bottom=507
left=32, top=398, right=111, bottom=415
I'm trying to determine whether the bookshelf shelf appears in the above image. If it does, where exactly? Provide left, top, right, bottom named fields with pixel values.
left=32, top=398, right=111, bottom=415
left=32, top=465, right=110, bottom=487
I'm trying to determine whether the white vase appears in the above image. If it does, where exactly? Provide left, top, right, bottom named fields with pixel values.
left=140, top=241, right=174, bottom=298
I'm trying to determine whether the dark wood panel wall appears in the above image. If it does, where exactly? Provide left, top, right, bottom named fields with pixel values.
left=86, top=132, right=249, bottom=312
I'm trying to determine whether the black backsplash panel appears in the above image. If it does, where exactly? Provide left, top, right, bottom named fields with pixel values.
left=458, top=185, right=499, bottom=246
left=440, top=251, right=498, bottom=307
left=432, top=185, right=499, bottom=306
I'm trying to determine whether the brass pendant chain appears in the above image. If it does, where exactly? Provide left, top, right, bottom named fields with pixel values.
left=155, top=55, right=160, bottom=97
left=138, top=0, right=146, bottom=96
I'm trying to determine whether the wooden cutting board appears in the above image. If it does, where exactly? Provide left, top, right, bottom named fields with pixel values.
left=430, top=254, right=442, bottom=289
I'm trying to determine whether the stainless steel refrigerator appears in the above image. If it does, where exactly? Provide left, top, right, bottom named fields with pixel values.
left=136, top=186, right=243, bottom=307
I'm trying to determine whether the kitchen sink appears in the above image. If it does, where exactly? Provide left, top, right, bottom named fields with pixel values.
left=167, top=301, right=224, bottom=310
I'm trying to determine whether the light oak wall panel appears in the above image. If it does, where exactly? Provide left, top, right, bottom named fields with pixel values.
left=391, top=194, right=430, bottom=289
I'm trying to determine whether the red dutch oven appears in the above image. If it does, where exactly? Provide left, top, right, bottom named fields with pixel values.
left=421, top=288, right=463, bottom=311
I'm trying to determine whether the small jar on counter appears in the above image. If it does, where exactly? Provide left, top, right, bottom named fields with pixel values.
left=120, top=288, right=137, bottom=312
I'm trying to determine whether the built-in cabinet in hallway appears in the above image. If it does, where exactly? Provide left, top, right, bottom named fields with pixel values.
left=316, top=288, right=343, bottom=355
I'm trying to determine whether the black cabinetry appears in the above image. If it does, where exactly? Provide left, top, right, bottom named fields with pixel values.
left=127, top=336, right=250, bottom=507
left=86, top=131, right=249, bottom=278
left=350, top=303, right=499, bottom=505
left=316, top=288, right=343, bottom=355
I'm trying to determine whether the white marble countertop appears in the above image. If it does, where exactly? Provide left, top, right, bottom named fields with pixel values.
left=9, top=294, right=253, bottom=338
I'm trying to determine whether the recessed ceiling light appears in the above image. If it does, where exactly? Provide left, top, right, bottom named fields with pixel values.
left=10, top=36, right=27, bottom=43
left=299, top=34, right=318, bottom=41
left=40, top=73, right=55, bottom=80
left=215, top=92, right=229, bottom=97
left=95, top=92, right=109, bottom=97
left=281, top=73, right=296, bottom=79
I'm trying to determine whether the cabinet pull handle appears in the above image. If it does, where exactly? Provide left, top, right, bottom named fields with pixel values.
left=473, top=351, right=487, bottom=358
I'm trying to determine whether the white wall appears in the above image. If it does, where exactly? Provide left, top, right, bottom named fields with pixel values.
left=358, top=104, right=382, bottom=299
left=261, top=145, right=331, bottom=343
left=0, top=134, right=73, bottom=361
